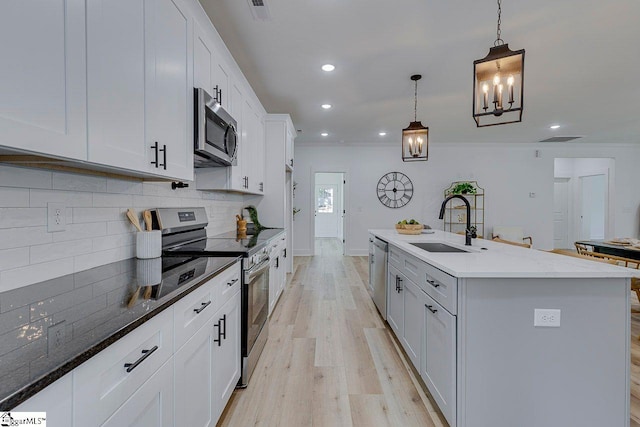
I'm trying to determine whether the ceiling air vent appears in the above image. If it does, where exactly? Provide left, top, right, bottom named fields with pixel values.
left=539, top=136, right=582, bottom=143
left=248, top=0, right=271, bottom=20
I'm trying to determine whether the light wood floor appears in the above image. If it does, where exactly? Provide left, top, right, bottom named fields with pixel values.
left=220, top=238, right=640, bottom=426
left=218, top=238, right=446, bottom=426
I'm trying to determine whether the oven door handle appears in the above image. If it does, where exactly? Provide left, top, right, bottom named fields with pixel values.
left=245, top=258, right=270, bottom=282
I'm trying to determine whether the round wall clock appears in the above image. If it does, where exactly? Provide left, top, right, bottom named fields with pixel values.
left=376, top=172, right=413, bottom=208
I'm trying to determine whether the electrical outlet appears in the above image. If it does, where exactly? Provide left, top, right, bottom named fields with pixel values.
left=47, top=321, right=66, bottom=354
left=534, top=309, right=561, bottom=327
left=47, top=202, right=66, bottom=232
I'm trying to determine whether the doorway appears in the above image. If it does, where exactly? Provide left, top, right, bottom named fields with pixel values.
left=553, top=158, right=614, bottom=248
left=314, top=172, right=345, bottom=255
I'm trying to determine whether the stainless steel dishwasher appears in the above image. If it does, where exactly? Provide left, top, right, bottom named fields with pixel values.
left=370, top=237, right=388, bottom=319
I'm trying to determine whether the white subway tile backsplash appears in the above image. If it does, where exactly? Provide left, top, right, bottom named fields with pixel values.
left=0, top=167, right=245, bottom=290
left=0, top=188, right=30, bottom=207
left=92, top=193, right=133, bottom=208
left=0, top=248, right=30, bottom=270
left=29, top=189, right=93, bottom=208
left=51, top=222, right=108, bottom=243
left=0, top=258, right=75, bottom=293
left=106, top=178, right=143, bottom=195
left=30, top=239, right=94, bottom=264
left=73, top=246, right=134, bottom=272
left=0, top=165, right=52, bottom=189
left=0, top=227, right=52, bottom=250
left=53, top=172, right=107, bottom=193
left=106, top=220, right=136, bottom=235
left=92, top=234, right=134, bottom=252
left=0, top=208, right=47, bottom=229
left=72, top=207, right=123, bottom=223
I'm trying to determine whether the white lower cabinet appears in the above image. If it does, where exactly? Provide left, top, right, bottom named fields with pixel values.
left=102, top=358, right=174, bottom=427
left=13, top=373, right=73, bottom=426
left=74, top=308, right=174, bottom=427
left=387, top=265, right=404, bottom=336
left=401, top=278, right=423, bottom=368
left=175, top=318, right=215, bottom=427
left=422, top=293, right=456, bottom=427
left=212, top=290, right=241, bottom=421
left=387, top=244, right=457, bottom=427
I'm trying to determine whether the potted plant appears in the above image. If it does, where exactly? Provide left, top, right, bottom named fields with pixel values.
left=447, top=182, right=477, bottom=195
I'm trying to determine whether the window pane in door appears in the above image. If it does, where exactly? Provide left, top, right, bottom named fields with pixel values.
left=317, top=187, right=334, bottom=213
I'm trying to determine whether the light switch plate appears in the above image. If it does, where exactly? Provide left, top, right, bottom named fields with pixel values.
left=47, top=202, right=66, bottom=232
left=534, top=309, right=561, bottom=327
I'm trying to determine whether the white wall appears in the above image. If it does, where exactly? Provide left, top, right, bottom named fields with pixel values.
left=0, top=165, right=252, bottom=292
left=293, top=142, right=640, bottom=255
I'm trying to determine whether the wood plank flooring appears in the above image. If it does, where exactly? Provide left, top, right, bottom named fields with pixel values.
left=218, top=238, right=445, bottom=426
left=220, top=238, right=640, bottom=426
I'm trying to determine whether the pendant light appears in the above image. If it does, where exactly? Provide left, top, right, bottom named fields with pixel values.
left=473, top=0, right=525, bottom=127
left=402, top=75, right=429, bottom=162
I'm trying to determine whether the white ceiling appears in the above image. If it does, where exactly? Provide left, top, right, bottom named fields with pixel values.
left=199, top=0, right=640, bottom=145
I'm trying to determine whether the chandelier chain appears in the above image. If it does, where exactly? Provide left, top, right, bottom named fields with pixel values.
left=495, top=0, right=504, bottom=46
left=413, top=80, right=418, bottom=122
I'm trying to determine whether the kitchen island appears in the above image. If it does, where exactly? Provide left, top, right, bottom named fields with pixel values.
left=369, top=229, right=634, bottom=427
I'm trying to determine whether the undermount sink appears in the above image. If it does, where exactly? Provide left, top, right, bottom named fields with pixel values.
left=410, top=242, right=469, bottom=253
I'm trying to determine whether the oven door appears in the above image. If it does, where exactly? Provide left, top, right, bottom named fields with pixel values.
left=242, top=258, right=269, bottom=356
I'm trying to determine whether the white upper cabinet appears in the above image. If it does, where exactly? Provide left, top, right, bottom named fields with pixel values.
left=194, top=22, right=214, bottom=96
left=0, top=0, right=87, bottom=160
left=145, top=0, right=193, bottom=180
left=86, top=0, right=193, bottom=180
left=86, top=0, right=146, bottom=172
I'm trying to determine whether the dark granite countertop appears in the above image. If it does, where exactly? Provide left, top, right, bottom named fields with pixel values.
left=0, top=255, right=240, bottom=410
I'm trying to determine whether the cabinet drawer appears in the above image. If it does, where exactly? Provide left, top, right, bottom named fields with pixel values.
left=388, top=245, right=403, bottom=269
left=420, top=262, right=457, bottom=315
left=174, top=276, right=218, bottom=351
left=73, top=308, right=174, bottom=427
left=217, top=262, right=241, bottom=308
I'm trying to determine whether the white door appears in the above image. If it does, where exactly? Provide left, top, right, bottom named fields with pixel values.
left=0, top=0, right=87, bottom=160
left=337, top=174, right=345, bottom=254
left=580, top=174, right=607, bottom=240
left=553, top=179, right=570, bottom=249
left=314, top=184, right=338, bottom=238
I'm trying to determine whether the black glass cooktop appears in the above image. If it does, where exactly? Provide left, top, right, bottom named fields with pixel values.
left=164, top=228, right=284, bottom=257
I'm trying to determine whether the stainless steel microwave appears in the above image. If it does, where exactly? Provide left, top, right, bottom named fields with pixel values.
left=194, top=87, right=238, bottom=167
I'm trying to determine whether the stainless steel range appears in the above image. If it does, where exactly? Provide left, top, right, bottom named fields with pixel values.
left=152, top=207, right=276, bottom=387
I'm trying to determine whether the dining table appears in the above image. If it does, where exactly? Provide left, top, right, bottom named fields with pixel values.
left=575, top=239, right=640, bottom=261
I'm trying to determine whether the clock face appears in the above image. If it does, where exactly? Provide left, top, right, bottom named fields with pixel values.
left=376, top=172, right=413, bottom=208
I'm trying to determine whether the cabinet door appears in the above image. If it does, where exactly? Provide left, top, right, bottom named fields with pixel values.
left=285, top=128, right=294, bottom=169
left=268, top=257, right=278, bottom=316
left=212, top=290, right=241, bottom=421
left=242, top=99, right=255, bottom=191
left=387, top=265, right=404, bottom=337
left=145, top=0, right=193, bottom=180
left=86, top=0, right=146, bottom=171
left=228, top=83, right=245, bottom=190
left=13, top=373, right=72, bottom=426
left=402, top=279, right=423, bottom=368
left=194, top=22, right=214, bottom=96
left=252, top=112, right=265, bottom=194
left=0, top=0, right=87, bottom=160
left=422, top=294, right=456, bottom=427
left=175, top=321, right=215, bottom=427
left=102, top=358, right=174, bottom=427
left=213, top=58, right=230, bottom=111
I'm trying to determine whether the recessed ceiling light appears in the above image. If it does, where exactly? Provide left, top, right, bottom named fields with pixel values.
left=321, top=64, right=335, bottom=72
left=321, top=104, right=332, bottom=109
left=550, top=124, right=561, bottom=129
left=379, top=132, right=387, bottom=136
left=321, top=132, right=328, bottom=136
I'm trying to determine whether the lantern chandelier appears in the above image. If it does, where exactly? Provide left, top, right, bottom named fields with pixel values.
left=402, top=74, right=429, bottom=162
left=473, top=0, right=525, bottom=127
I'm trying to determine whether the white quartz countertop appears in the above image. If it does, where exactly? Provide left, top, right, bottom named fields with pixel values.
left=369, top=229, right=638, bottom=279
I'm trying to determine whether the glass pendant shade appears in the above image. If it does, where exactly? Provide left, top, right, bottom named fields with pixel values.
left=402, top=122, right=428, bottom=162
left=473, top=44, right=525, bottom=127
